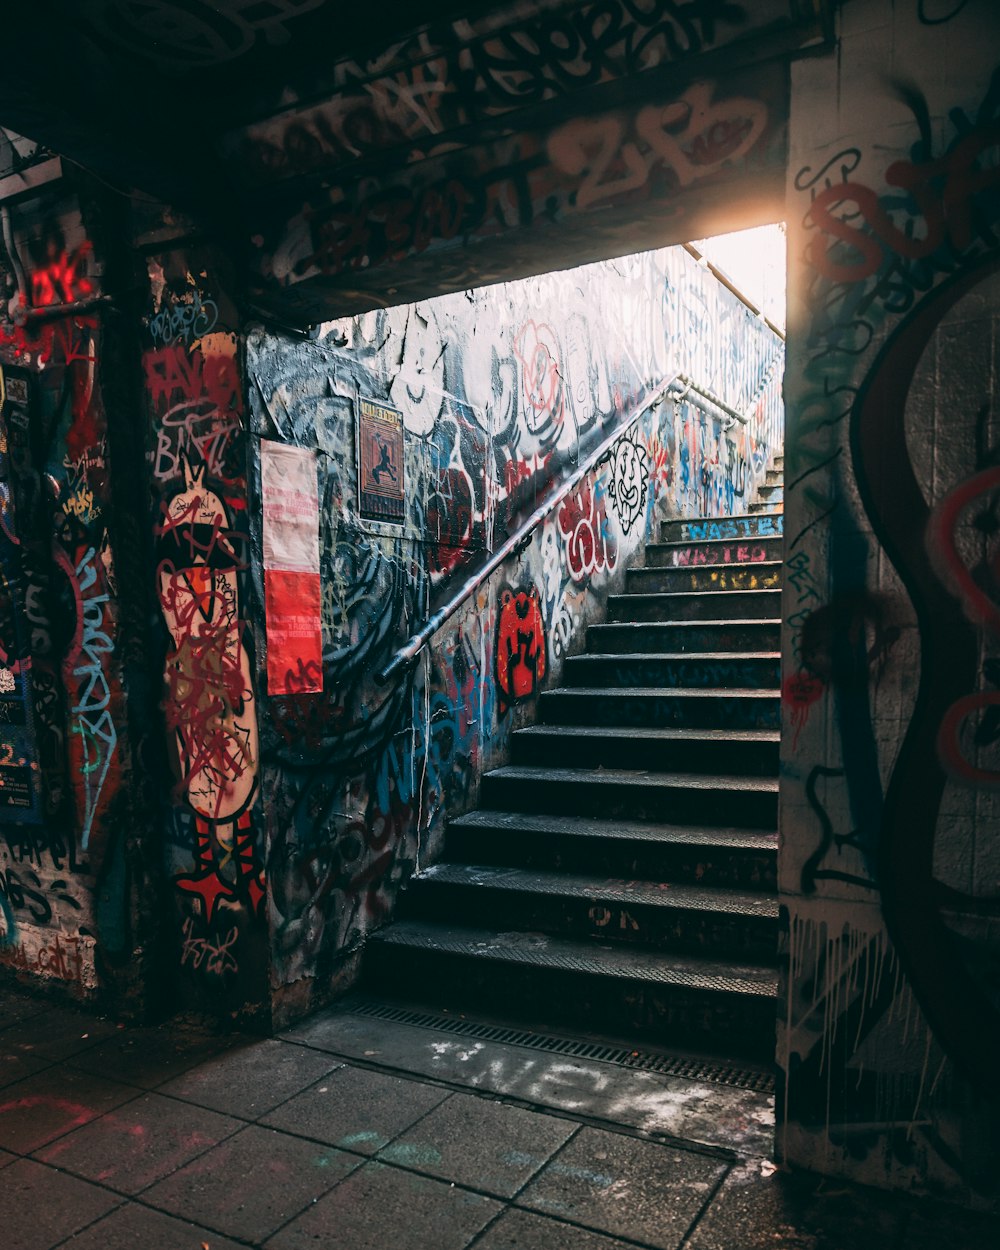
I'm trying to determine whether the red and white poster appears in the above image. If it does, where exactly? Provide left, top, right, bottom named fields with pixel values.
left=261, top=441, right=322, bottom=695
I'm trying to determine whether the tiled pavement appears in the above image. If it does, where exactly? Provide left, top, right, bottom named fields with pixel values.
left=1, top=987, right=998, bottom=1249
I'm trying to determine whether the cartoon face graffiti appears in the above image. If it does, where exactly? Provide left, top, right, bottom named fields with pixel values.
left=156, top=455, right=258, bottom=823
left=607, top=435, right=650, bottom=535
left=495, top=584, right=547, bottom=709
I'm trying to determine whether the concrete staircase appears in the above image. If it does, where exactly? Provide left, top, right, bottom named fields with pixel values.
left=365, top=460, right=783, bottom=1065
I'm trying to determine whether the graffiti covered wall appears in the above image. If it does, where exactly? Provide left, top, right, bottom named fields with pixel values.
left=141, top=251, right=269, bottom=1019
left=781, top=0, right=1000, bottom=1206
left=249, top=241, right=783, bottom=1017
left=0, top=194, right=135, bottom=1002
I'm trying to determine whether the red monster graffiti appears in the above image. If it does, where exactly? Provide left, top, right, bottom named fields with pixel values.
left=495, top=584, right=547, bottom=710
left=156, top=455, right=262, bottom=922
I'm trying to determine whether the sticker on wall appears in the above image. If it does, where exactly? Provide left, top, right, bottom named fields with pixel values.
left=261, top=440, right=322, bottom=696
left=4, top=376, right=27, bottom=408
left=357, top=397, right=404, bottom=524
left=0, top=764, right=32, bottom=807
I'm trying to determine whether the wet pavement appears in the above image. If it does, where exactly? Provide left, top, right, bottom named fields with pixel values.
left=0, top=985, right=997, bottom=1249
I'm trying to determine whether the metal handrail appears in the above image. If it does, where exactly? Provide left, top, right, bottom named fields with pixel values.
left=679, top=354, right=784, bottom=431
left=675, top=374, right=746, bottom=427
left=375, top=373, right=681, bottom=685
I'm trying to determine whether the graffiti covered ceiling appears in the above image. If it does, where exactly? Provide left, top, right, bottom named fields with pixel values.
left=1, top=2, right=834, bottom=320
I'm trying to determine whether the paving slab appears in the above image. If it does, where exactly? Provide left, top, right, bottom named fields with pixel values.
left=142, top=1123, right=360, bottom=1242
left=265, top=1159, right=502, bottom=1250
left=0, top=1158, right=122, bottom=1250
left=2, top=996, right=991, bottom=1250
left=0, top=991, right=52, bottom=1032
left=33, top=1090, right=242, bottom=1194
left=517, top=1126, right=726, bottom=1248
left=378, top=1091, right=578, bottom=1198
left=684, top=1160, right=907, bottom=1250
left=262, top=1062, right=451, bottom=1154
left=50, top=1200, right=249, bottom=1250
left=68, top=1023, right=238, bottom=1089
left=0, top=1064, right=139, bottom=1153
left=0, top=1046, right=53, bottom=1090
left=471, top=1206, right=642, bottom=1250
left=2, top=1003, right=118, bottom=1061
left=282, top=1006, right=773, bottom=1155
left=156, top=1037, right=341, bottom=1119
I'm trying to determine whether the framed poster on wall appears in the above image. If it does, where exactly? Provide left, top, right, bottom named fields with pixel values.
left=357, top=397, right=404, bottom=524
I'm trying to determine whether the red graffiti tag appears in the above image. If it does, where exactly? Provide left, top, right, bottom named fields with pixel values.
left=928, top=463, right=1000, bottom=634
left=557, top=479, right=618, bottom=582
left=30, top=241, right=94, bottom=307
left=783, top=669, right=825, bottom=751
left=144, top=343, right=242, bottom=413
left=928, top=463, right=1000, bottom=786
left=806, top=121, right=1000, bottom=282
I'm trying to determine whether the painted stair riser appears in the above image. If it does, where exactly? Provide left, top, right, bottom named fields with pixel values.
left=587, top=622, right=780, bottom=653
left=479, top=775, right=778, bottom=827
left=748, top=501, right=783, bottom=515
left=444, top=826, right=778, bottom=890
left=660, top=514, right=783, bottom=543
left=645, top=538, right=783, bottom=567
left=758, top=484, right=783, bottom=500
left=365, top=945, right=777, bottom=1063
left=399, top=884, right=779, bottom=962
left=564, top=655, right=780, bottom=690
left=627, top=565, right=782, bottom=593
left=510, top=730, right=779, bottom=774
left=608, top=590, right=781, bottom=622
left=540, top=690, right=780, bottom=731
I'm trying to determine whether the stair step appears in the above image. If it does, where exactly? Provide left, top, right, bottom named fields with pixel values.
left=446, top=810, right=777, bottom=888
left=645, top=536, right=783, bottom=567
left=511, top=724, right=779, bottom=773
left=608, top=589, right=782, bottom=622
left=364, top=922, right=778, bottom=1062
left=363, top=501, right=789, bottom=1068
left=539, top=686, right=780, bottom=730
left=402, top=864, right=779, bottom=961
left=587, top=619, right=781, bottom=653
left=480, top=765, right=777, bottom=826
left=626, top=563, right=782, bottom=593
left=757, top=483, right=783, bottom=499
left=564, top=652, right=780, bottom=690
left=660, top=513, right=783, bottom=542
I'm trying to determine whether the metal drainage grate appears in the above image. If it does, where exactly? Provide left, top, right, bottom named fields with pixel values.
left=350, top=998, right=775, bottom=1094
